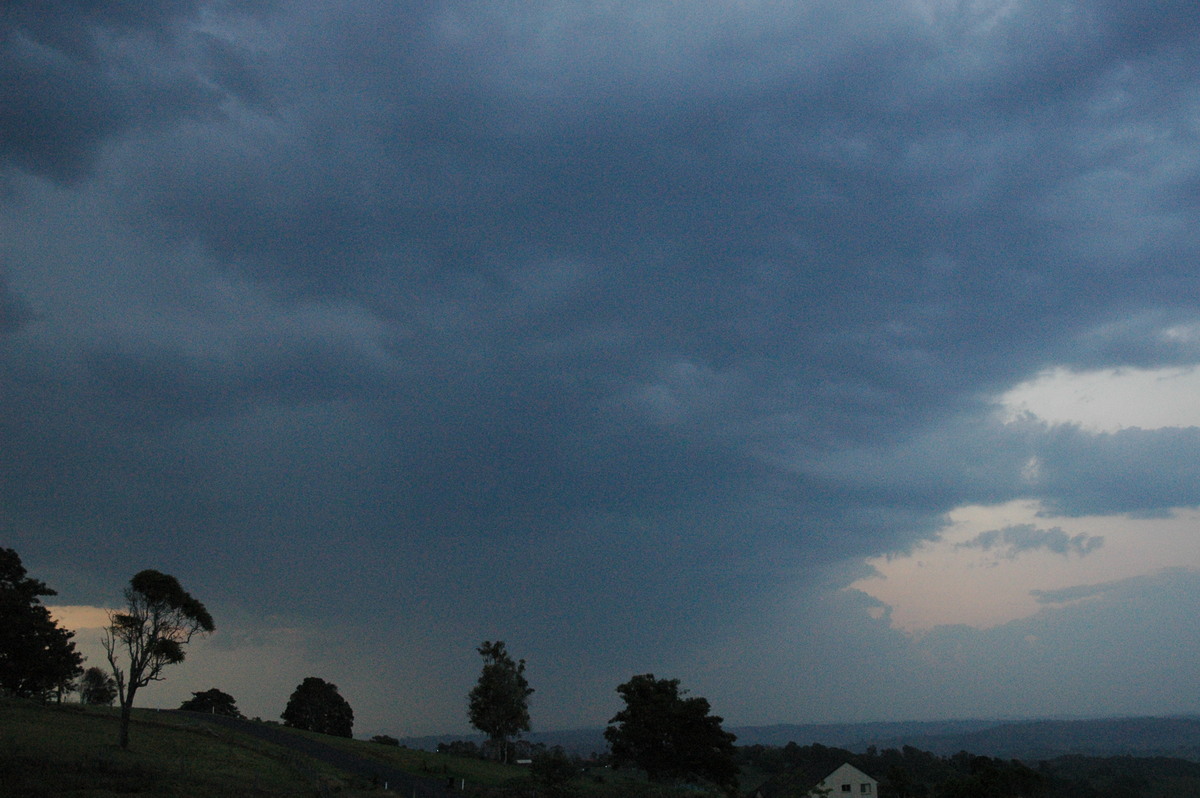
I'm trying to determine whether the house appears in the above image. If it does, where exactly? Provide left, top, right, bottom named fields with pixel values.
left=752, top=761, right=880, bottom=798
left=810, top=763, right=878, bottom=797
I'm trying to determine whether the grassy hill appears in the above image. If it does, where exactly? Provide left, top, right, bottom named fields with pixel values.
left=2, top=697, right=323, bottom=797
left=0, top=697, right=518, bottom=797
left=0, top=697, right=723, bottom=798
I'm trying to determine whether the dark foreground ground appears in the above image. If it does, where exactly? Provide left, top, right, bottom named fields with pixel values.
left=174, top=711, right=451, bottom=796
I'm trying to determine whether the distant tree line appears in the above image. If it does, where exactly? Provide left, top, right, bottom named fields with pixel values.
left=739, top=740, right=1200, bottom=798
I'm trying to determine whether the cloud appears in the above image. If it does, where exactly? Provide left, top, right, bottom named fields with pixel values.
left=1028, top=568, right=1195, bottom=606
left=922, top=568, right=1200, bottom=717
left=1033, top=425, right=1200, bottom=517
left=5, top=1, right=1200, bottom=732
left=697, top=567, right=1200, bottom=726
left=957, top=524, right=1104, bottom=559
left=0, top=275, right=33, bottom=335
left=47, top=605, right=112, bottom=630
left=0, top=1, right=270, bottom=183
left=1031, top=582, right=1115, bottom=605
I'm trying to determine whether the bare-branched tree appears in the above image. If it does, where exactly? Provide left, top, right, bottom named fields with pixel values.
left=102, top=570, right=214, bottom=748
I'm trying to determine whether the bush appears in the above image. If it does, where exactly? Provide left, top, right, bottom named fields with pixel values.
left=532, top=747, right=578, bottom=794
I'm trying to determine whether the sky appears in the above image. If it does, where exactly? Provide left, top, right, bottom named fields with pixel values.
left=4, top=1, right=1200, bottom=740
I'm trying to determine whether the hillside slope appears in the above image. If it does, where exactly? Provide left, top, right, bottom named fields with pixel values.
left=0, top=698, right=456, bottom=797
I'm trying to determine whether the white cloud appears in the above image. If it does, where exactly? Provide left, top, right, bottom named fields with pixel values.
left=48, top=605, right=112, bottom=629
left=1000, top=366, right=1200, bottom=432
left=853, top=501, right=1200, bottom=631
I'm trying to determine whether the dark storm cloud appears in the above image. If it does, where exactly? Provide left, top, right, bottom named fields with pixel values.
left=0, top=0, right=270, bottom=183
left=0, top=275, right=32, bottom=335
left=8, top=1, right=1199, bottom=539
left=121, top=0, right=1200, bottom=381
left=1034, top=425, right=1200, bottom=517
left=6, top=1, right=1200, bottom=730
left=7, top=1, right=1199, bottom=566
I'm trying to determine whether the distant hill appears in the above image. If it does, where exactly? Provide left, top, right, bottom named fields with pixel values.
left=899, top=716, right=1200, bottom=761
left=733, top=715, right=1200, bottom=762
left=404, top=715, right=1200, bottom=761
left=730, top=719, right=1000, bottom=749
left=399, top=728, right=610, bottom=757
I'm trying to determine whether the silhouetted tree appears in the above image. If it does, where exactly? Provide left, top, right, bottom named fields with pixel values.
left=78, top=666, right=117, bottom=706
left=531, top=746, right=578, bottom=796
left=102, top=570, right=214, bottom=748
left=281, top=676, right=354, bottom=737
left=468, top=640, right=533, bottom=762
left=0, top=548, right=84, bottom=700
left=180, top=687, right=243, bottom=717
left=605, top=673, right=738, bottom=792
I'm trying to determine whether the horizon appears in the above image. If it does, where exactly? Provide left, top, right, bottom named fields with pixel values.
left=397, top=710, right=1200, bottom=739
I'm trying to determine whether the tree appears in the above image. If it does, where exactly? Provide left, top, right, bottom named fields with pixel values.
left=467, top=640, right=533, bottom=762
left=531, top=746, right=578, bottom=796
left=0, top=547, right=84, bottom=699
left=180, top=687, right=243, bottom=717
left=604, top=673, right=738, bottom=792
left=79, top=666, right=118, bottom=706
left=371, top=734, right=400, bottom=746
left=102, top=569, right=214, bottom=749
left=281, top=677, right=354, bottom=737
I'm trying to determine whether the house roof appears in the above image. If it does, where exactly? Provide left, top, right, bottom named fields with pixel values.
left=754, top=760, right=881, bottom=798
left=818, top=762, right=877, bottom=786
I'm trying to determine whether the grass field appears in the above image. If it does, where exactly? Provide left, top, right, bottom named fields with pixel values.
left=0, top=697, right=728, bottom=798
left=0, top=697, right=360, bottom=797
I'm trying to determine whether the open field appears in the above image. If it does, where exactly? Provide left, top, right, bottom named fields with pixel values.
left=0, top=697, right=508, bottom=797
left=0, top=697, right=359, bottom=797
left=0, top=698, right=701, bottom=798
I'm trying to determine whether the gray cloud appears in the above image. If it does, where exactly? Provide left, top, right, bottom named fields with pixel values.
left=1034, top=426, right=1200, bottom=517
left=1032, top=581, right=1120, bottom=605
left=5, top=1, right=1200, bottom=732
left=0, top=275, right=32, bottom=335
left=958, top=524, right=1104, bottom=559
left=0, top=0, right=272, bottom=183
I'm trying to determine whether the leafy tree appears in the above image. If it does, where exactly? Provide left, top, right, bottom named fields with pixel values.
left=102, top=569, right=214, bottom=748
left=531, top=746, right=578, bottom=796
left=604, top=673, right=738, bottom=792
left=281, top=676, right=354, bottom=737
left=468, top=640, right=534, bottom=762
left=78, top=666, right=118, bottom=706
left=0, top=547, right=84, bottom=699
left=180, top=687, right=243, bottom=717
